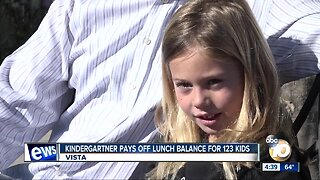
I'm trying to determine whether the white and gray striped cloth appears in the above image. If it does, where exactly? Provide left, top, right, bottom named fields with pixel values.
left=0, top=0, right=319, bottom=179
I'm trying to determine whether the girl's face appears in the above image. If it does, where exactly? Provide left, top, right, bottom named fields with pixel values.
left=169, top=49, right=244, bottom=137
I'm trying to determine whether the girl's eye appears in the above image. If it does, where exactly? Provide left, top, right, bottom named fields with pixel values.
left=208, top=79, right=222, bottom=86
left=175, top=81, right=192, bottom=88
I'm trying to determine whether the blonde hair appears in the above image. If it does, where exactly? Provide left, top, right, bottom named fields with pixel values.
left=150, top=0, right=284, bottom=179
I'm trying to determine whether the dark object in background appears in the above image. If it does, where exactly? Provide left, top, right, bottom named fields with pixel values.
left=0, top=0, right=52, bottom=63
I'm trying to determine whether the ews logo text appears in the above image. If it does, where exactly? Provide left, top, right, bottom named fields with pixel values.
left=25, top=143, right=57, bottom=161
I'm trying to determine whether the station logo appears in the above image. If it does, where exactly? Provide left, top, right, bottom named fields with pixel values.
left=266, top=135, right=291, bottom=162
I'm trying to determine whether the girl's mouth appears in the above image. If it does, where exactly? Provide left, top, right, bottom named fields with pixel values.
left=195, top=113, right=222, bottom=126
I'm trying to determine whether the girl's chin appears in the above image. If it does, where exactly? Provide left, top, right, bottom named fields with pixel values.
left=200, top=125, right=226, bottom=137
left=201, top=128, right=220, bottom=137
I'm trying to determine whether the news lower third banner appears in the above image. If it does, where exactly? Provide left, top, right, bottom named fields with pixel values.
left=25, top=143, right=260, bottom=162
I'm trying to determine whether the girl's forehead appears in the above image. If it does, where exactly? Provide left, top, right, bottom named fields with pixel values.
left=171, top=47, right=211, bottom=62
left=169, top=47, right=235, bottom=65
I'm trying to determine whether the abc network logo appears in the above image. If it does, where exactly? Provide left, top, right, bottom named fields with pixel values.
left=266, top=135, right=292, bottom=162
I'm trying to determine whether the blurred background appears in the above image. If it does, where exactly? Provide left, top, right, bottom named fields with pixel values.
left=0, top=0, right=52, bottom=62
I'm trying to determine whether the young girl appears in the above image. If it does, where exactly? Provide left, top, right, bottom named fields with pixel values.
left=130, top=0, right=310, bottom=179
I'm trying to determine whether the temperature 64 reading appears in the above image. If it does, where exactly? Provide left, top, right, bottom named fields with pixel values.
left=280, top=162, right=300, bottom=172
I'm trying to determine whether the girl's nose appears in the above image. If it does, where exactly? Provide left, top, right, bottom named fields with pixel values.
left=193, top=88, right=211, bottom=109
